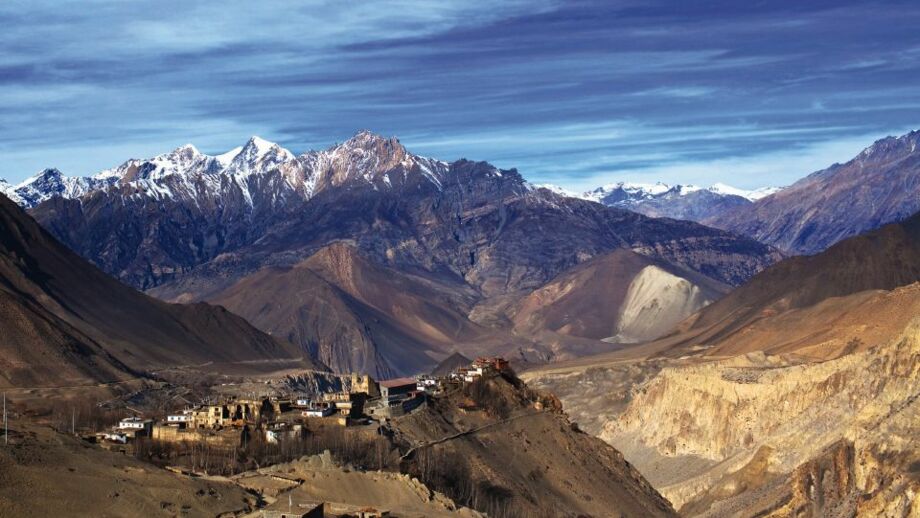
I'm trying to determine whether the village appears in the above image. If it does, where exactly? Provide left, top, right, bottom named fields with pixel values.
left=81, top=357, right=514, bottom=517
left=95, top=357, right=511, bottom=453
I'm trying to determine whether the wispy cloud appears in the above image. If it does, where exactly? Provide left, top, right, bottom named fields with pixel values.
left=0, top=0, right=918, bottom=189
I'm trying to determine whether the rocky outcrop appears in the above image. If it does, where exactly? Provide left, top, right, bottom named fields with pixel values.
left=396, top=372, right=678, bottom=517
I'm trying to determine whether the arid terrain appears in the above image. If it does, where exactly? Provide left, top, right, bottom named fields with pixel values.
left=525, top=217, right=920, bottom=516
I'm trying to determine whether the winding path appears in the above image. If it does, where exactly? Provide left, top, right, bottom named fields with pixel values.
left=399, top=410, right=545, bottom=461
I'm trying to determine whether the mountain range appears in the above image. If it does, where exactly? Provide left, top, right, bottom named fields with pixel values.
left=552, top=131, right=920, bottom=255
left=539, top=182, right=780, bottom=223
left=9, top=131, right=781, bottom=377
left=7, top=128, right=920, bottom=377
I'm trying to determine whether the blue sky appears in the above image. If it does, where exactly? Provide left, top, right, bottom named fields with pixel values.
left=1, top=0, right=919, bottom=190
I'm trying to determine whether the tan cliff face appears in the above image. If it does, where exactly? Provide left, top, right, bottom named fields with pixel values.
left=614, top=318, right=920, bottom=514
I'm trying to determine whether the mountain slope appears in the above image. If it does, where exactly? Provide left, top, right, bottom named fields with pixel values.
left=510, top=248, right=729, bottom=344
left=709, top=129, right=920, bottom=254
left=0, top=192, right=316, bottom=388
left=664, top=210, right=920, bottom=359
left=397, top=371, right=677, bottom=517
left=201, top=243, right=493, bottom=377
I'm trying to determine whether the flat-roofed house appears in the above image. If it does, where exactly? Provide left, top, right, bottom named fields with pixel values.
left=378, top=378, right=417, bottom=401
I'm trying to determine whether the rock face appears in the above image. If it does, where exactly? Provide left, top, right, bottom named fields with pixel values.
left=0, top=191, right=316, bottom=388
left=613, top=264, right=715, bottom=344
left=23, top=131, right=781, bottom=375
left=709, top=129, right=920, bottom=255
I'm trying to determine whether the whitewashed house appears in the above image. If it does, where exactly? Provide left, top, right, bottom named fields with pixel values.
left=118, top=417, right=153, bottom=434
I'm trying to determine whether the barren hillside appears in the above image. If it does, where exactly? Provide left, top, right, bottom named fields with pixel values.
left=0, top=192, right=318, bottom=388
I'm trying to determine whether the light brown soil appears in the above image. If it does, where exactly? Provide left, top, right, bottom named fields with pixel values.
left=0, top=423, right=256, bottom=517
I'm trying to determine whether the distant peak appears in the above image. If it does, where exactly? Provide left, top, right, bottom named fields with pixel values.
left=248, top=135, right=272, bottom=145
left=352, top=129, right=386, bottom=140
left=166, top=143, right=202, bottom=159
left=237, top=135, right=293, bottom=161
left=30, top=167, right=64, bottom=180
left=243, top=135, right=280, bottom=152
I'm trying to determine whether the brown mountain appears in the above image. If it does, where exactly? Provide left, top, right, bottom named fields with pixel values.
left=708, top=129, right=920, bottom=255
left=510, top=248, right=729, bottom=344
left=0, top=192, right=316, bottom=388
left=199, top=243, right=495, bottom=378
left=397, top=371, right=677, bottom=517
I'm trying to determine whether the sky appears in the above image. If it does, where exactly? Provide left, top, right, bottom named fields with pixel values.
left=1, top=0, right=919, bottom=190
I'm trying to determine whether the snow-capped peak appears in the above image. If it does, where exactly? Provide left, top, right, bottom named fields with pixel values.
left=245, top=136, right=279, bottom=155
left=225, top=136, right=294, bottom=176
left=24, top=167, right=65, bottom=183
left=10, top=167, right=103, bottom=207
left=172, top=143, right=200, bottom=155
left=709, top=183, right=780, bottom=201
left=581, top=180, right=779, bottom=203
left=605, top=181, right=672, bottom=195
left=581, top=181, right=674, bottom=203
